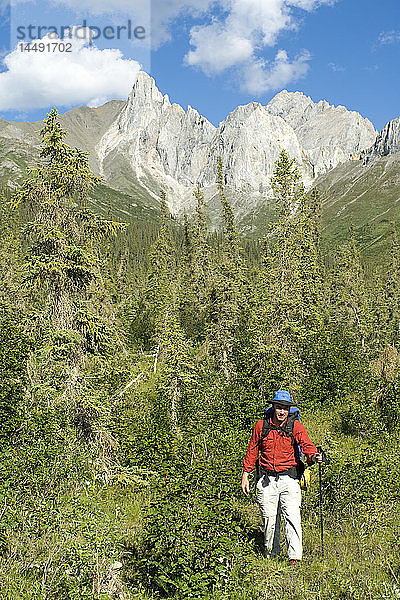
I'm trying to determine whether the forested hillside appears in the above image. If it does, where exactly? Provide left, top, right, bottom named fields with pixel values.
left=0, top=110, right=399, bottom=600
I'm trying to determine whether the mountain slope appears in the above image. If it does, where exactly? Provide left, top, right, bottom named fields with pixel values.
left=365, top=117, right=400, bottom=158
left=95, top=72, right=376, bottom=218
left=317, top=153, right=400, bottom=261
left=0, top=134, right=159, bottom=225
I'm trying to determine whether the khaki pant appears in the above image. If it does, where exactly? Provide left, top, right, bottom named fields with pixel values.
left=256, top=474, right=302, bottom=560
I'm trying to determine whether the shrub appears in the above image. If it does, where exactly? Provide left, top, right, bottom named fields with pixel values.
left=0, top=309, right=30, bottom=444
left=135, top=477, right=250, bottom=599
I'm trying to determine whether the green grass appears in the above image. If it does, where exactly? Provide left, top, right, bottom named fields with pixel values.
left=0, top=480, right=152, bottom=600
left=317, top=154, right=400, bottom=263
left=0, top=408, right=398, bottom=599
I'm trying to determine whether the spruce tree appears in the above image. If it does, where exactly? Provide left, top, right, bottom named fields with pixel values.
left=250, top=151, right=323, bottom=395
left=13, top=108, right=122, bottom=334
left=191, top=187, right=212, bottom=292
left=12, top=108, right=124, bottom=411
left=329, top=226, right=370, bottom=351
left=143, top=191, right=193, bottom=434
left=145, top=190, right=176, bottom=347
left=179, top=187, right=213, bottom=340
left=205, top=157, right=245, bottom=380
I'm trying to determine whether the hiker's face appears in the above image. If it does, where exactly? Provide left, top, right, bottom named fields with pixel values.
left=274, top=404, right=289, bottom=423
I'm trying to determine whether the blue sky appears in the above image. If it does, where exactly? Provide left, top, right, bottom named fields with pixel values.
left=0, top=0, right=399, bottom=131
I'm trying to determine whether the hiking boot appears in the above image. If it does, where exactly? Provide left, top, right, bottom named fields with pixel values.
left=289, top=559, right=301, bottom=566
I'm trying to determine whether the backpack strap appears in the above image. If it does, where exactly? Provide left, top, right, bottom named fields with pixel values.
left=253, top=416, right=273, bottom=448
left=282, top=412, right=301, bottom=461
left=253, top=409, right=304, bottom=480
left=261, top=417, right=270, bottom=441
left=254, top=410, right=301, bottom=459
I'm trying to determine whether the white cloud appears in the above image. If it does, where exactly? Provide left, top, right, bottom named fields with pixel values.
left=151, top=0, right=219, bottom=48
left=186, top=26, right=254, bottom=73
left=9, top=0, right=334, bottom=51
left=186, top=0, right=293, bottom=74
left=328, top=61, right=344, bottom=72
left=378, top=30, right=400, bottom=45
left=242, top=49, right=311, bottom=93
left=184, top=0, right=332, bottom=93
left=289, top=0, right=336, bottom=9
left=363, top=64, right=379, bottom=72
left=185, top=0, right=291, bottom=74
left=0, top=30, right=141, bottom=110
left=7, top=0, right=337, bottom=96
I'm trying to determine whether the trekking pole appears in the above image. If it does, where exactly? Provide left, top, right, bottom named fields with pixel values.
left=317, top=446, right=326, bottom=558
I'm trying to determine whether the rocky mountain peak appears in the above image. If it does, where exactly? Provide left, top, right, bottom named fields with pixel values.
left=266, top=89, right=377, bottom=176
left=267, top=90, right=369, bottom=124
left=223, top=102, right=265, bottom=123
left=127, top=71, right=168, bottom=108
left=367, top=117, right=400, bottom=157
left=1, top=70, right=392, bottom=232
left=92, top=73, right=382, bottom=217
left=112, top=71, right=173, bottom=138
left=266, top=89, right=313, bottom=121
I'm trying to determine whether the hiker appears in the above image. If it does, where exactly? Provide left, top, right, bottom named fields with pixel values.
left=241, top=389, right=322, bottom=564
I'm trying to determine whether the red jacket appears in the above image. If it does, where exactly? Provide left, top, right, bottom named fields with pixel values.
left=243, top=417, right=318, bottom=473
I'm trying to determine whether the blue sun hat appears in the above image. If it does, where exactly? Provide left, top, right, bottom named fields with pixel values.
left=272, top=389, right=296, bottom=407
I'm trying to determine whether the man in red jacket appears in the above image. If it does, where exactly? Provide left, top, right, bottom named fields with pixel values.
left=241, top=389, right=322, bottom=564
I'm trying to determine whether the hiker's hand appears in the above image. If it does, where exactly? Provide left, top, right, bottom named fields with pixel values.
left=313, top=453, right=323, bottom=463
left=241, top=471, right=250, bottom=496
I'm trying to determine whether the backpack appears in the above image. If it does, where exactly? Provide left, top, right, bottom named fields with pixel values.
left=254, top=406, right=306, bottom=483
left=256, top=405, right=301, bottom=452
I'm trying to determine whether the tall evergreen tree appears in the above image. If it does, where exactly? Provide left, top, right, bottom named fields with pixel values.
left=145, top=190, right=176, bottom=332
left=378, top=224, right=400, bottom=348
left=250, top=150, right=323, bottom=394
left=205, top=157, right=246, bottom=380
left=143, top=191, right=194, bottom=434
left=329, top=226, right=370, bottom=351
left=157, top=295, right=193, bottom=435
left=12, top=108, right=124, bottom=410
left=191, top=187, right=212, bottom=292
left=13, top=108, right=121, bottom=334
left=179, top=187, right=213, bottom=340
